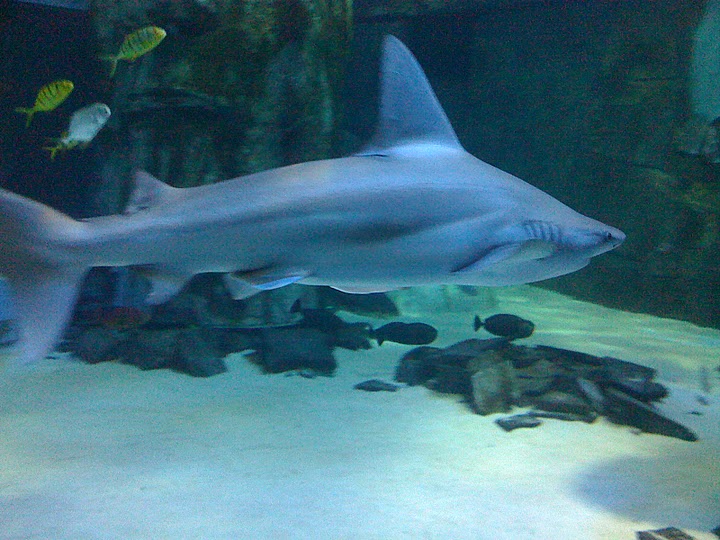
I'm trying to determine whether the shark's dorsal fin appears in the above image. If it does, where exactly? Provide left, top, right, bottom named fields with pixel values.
left=125, top=171, right=177, bottom=214
left=359, top=35, right=462, bottom=155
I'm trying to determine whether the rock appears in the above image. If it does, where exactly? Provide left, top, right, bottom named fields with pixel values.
left=394, top=346, right=441, bottom=386
left=149, top=292, right=200, bottom=328
left=429, top=362, right=473, bottom=395
left=73, top=327, right=125, bottom=364
left=603, top=387, right=698, bottom=442
left=495, top=414, right=542, bottom=432
left=535, top=345, right=605, bottom=370
left=294, top=306, right=349, bottom=334
left=252, top=328, right=336, bottom=375
left=354, top=379, right=400, bottom=392
left=332, top=322, right=373, bottom=351
left=285, top=369, right=320, bottom=379
left=533, top=390, right=594, bottom=416
left=636, top=526, right=697, bottom=539
left=529, top=410, right=597, bottom=423
left=601, top=355, right=658, bottom=384
left=442, top=338, right=509, bottom=360
left=606, top=375, right=669, bottom=402
left=421, top=338, right=510, bottom=395
left=293, top=305, right=372, bottom=350
left=171, top=329, right=227, bottom=377
left=576, top=378, right=606, bottom=413
left=393, top=339, right=697, bottom=441
left=505, top=344, right=547, bottom=369
left=469, top=355, right=515, bottom=415
left=215, top=329, right=257, bottom=356
left=118, top=330, right=178, bottom=371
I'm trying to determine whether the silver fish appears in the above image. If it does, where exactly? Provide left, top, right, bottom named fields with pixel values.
left=45, top=103, right=111, bottom=159
left=0, top=36, right=625, bottom=366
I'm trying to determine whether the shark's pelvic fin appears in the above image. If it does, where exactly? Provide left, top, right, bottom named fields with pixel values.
left=137, top=266, right=194, bottom=305
left=222, top=274, right=262, bottom=300
left=358, top=35, right=463, bottom=155
left=228, top=268, right=308, bottom=291
left=223, top=268, right=307, bottom=300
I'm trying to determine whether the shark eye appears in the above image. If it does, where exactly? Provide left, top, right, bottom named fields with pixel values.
left=604, top=231, right=616, bottom=242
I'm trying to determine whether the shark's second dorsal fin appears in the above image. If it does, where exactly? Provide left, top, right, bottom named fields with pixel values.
left=359, top=35, right=462, bottom=155
left=125, top=171, right=177, bottom=215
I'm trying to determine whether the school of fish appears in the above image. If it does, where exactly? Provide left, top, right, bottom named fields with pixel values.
left=14, top=25, right=166, bottom=156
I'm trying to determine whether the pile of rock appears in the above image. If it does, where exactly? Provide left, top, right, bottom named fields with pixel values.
left=395, top=339, right=698, bottom=441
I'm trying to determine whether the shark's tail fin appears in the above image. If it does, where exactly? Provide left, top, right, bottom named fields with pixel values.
left=0, top=188, right=89, bottom=368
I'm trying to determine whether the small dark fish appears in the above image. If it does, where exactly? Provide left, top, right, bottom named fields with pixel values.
left=291, top=301, right=348, bottom=334
left=354, top=379, right=400, bottom=392
left=372, top=322, right=438, bottom=346
left=495, top=414, right=542, bottom=432
left=473, top=313, right=534, bottom=340
left=319, top=288, right=400, bottom=318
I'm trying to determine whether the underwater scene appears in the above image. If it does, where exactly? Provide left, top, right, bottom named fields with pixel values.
left=0, top=0, right=719, bottom=538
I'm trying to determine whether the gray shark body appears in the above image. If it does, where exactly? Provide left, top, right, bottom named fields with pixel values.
left=0, top=36, right=624, bottom=366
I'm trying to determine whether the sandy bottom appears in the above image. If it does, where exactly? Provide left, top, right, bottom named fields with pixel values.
left=0, top=285, right=718, bottom=539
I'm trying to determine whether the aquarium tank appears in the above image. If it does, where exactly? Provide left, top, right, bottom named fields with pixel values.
left=0, top=1, right=718, bottom=538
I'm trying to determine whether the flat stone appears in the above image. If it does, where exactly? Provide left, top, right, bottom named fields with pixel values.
left=354, top=379, right=400, bottom=392
left=495, top=414, right=542, bottom=432
left=604, top=387, right=698, bottom=442
left=636, top=526, right=697, bottom=539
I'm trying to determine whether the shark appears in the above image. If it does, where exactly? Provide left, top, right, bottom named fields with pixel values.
left=0, top=36, right=625, bottom=367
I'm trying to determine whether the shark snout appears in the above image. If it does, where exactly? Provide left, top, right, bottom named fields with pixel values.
left=588, top=225, right=625, bottom=257
left=604, top=226, right=626, bottom=249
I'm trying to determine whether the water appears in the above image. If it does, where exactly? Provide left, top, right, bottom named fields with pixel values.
left=0, top=1, right=718, bottom=538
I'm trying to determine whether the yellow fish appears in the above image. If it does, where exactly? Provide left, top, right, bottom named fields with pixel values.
left=102, top=26, right=167, bottom=78
left=15, top=79, right=74, bottom=127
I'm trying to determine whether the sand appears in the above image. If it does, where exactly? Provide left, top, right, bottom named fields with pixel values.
left=0, top=285, right=718, bottom=539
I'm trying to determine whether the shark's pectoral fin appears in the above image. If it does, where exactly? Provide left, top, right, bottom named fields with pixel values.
left=452, top=240, right=556, bottom=274
left=224, top=267, right=309, bottom=299
left=137, top=266, right=193, bottom=305
left=330, top=285, right=395, bottom=294
left=452, top=244, right=523, bottom=273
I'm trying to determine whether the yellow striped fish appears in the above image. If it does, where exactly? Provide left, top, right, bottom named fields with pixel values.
left=15, top=79, right=74, bottom=127
left=102, top=26, right=167, bottom=78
